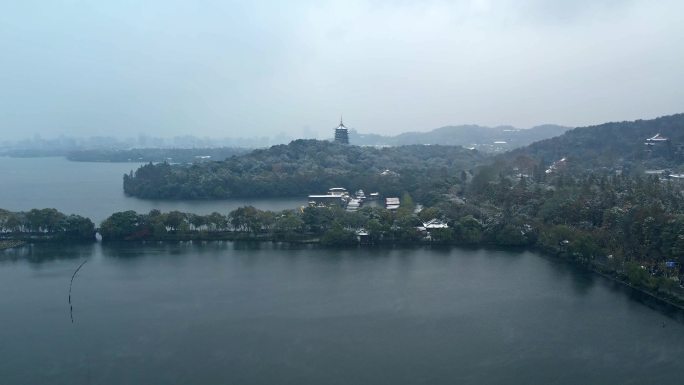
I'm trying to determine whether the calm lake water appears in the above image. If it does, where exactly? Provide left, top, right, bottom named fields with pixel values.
left=2, top=157, right=684, bottom=384
left=0, top=156, right=304, bottom=224
left=1, top=243, right=684, bottom=385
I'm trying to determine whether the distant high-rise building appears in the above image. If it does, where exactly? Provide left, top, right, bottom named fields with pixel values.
left=334, top=117, right=349, bottom=145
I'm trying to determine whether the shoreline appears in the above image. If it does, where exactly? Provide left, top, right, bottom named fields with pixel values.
left=533, top=249, right=684, bottom=313
left=590, top=266, right=684, bottom=313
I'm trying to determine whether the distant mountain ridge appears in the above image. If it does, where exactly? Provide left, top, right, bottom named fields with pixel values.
left=350, top=124, right=571, bottom=152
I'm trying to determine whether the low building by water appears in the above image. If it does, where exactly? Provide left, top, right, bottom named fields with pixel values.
left=308, top=187, right=350, bottom=207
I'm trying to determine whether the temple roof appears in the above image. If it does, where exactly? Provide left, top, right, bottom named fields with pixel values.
left=336, top=116, right=347, bottom=130
left=646, top=133, right=668, bottom=142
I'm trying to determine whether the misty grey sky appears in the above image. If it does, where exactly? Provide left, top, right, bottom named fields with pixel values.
left=1, top=0, right=682, bottom=140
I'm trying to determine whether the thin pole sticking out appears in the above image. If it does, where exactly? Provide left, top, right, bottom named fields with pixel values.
left=69, top=259, right=88, bottom=323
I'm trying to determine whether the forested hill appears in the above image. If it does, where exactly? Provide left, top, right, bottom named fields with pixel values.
left=505, top=113, right=684, bottom=173
left=351, top=124, right=570, bottom=151
left=123, top=140, right=485, bottom=201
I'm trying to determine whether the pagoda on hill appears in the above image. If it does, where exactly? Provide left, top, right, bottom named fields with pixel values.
left=334, top=116, right=349, bottom=144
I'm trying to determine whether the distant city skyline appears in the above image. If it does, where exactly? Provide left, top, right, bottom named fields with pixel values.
left=1, top=1, right=682, bottom=141
left=0, top=119, right=571, bottom=145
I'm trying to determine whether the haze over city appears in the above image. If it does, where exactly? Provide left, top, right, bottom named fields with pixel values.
left=1, top=0, right=683, bottom=141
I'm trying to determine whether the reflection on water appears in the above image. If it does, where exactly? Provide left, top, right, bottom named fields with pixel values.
left=0, top=243, right=96, bottom=265
left=569, top=271, right=596, bottom=295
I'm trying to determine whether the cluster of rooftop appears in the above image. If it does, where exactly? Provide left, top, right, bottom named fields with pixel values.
left=307, top=188, right=379, bottom=211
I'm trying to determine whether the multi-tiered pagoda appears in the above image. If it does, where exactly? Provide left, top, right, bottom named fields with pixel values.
left=334, top=117, right=349, bottom=144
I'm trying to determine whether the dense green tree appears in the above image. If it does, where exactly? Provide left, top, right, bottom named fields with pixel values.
left=321, top=223, right=356, bottom=245
left=274, top=211, right=304, bottom=234
left=100, top=210, right=145, bottom=240
left=207, top=212, right=228, bottom=231
left=164, top=211, right=187, bottom=232
left=62, top=215, right=96, bottom=239
left=455, top=215, right=483, bottom=244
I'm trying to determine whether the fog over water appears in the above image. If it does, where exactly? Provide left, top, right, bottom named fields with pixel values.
left=1, top=0, right=683, bottom=140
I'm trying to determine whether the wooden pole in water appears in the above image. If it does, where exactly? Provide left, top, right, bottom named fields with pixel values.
left=69, top=259, right=88, bottom=323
